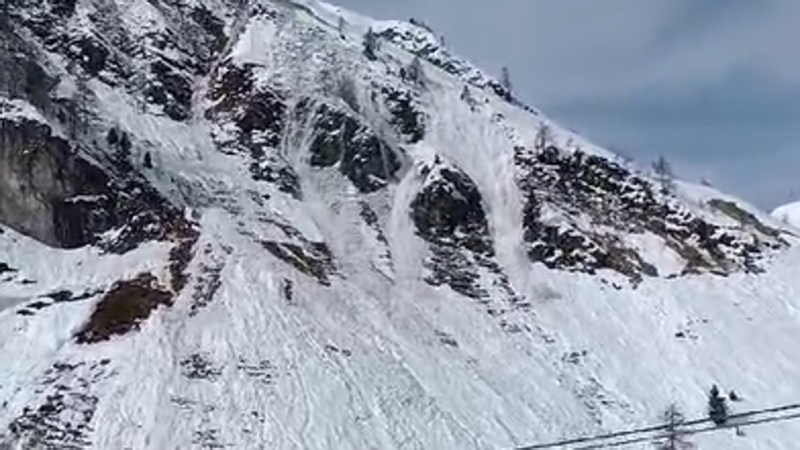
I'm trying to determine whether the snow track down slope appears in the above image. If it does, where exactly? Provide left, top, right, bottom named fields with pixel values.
left=2, top=0, right=800, bottom=449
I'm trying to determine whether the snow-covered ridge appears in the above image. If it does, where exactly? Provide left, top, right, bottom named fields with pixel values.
left=314, top=0, right=517, bottom=103
left=2, top=0, right=800, bottom=448
left=772, top=201, right=800, bottom=229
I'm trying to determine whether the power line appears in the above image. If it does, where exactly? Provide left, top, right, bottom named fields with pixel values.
left=577, top=410, right=800, bottom=449
left=517, top=402, right=800, bottom=449
left=518, top=422, right=671, bottom=449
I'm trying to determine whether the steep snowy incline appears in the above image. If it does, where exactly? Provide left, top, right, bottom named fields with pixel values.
left=773, top=201, right=800, bottom=229
left=2, top=0, right=800, bottom=448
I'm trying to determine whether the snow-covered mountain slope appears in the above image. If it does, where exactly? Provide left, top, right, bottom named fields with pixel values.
left=772, top=201, right=800, bottom=229
left=2, top=0, right=800, bottom=448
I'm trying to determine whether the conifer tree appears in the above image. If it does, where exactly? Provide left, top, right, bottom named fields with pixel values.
left=652, top=155, right=676, bottom=195
left=501, top=66, right=512, bottom=94
left=407, top=56, right=424, bottom=86
left=654, top=404, right=694, bottom=450
left=535, top=123, right=553, bottom=151
left=363, top=28, right=378, bottom=60
left=708, top=385, right=729, bottom=426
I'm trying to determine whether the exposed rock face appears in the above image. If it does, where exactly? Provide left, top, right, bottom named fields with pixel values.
left=411, top=158, right=516, bottom=298
left=710, top=198, right=784, bottom=239
left=206, top=61, right=303, bottom=198
left=0, top=0, right=787, bottom=277
left=6, top=359, right=106, bottom=448
left=260, top=240, right=336, bottom=286
left=0, top=28, right=59, bottom=117
left=74, top=273, right=173, bottom=344
left=0, top=18, right=185, bottom=251
left=0, top=117, right=107, bottom=248
left=7, top=0, right=225, bottom=118
left=514, top=143, right=784, bottom=281
left=409, top=157, right=529, bottom=333
left=0, top=110, right=186, bottom=252
left=305, top=101, right=403, bottom=193
left=381, top=87, right=425, bottom=144
left=411, top=159, right=492, bottom=257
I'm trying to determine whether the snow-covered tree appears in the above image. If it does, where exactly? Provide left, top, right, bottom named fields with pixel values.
left=409, top=17, right=434, bottom=34
left=652, top=155, right=676, bottom=195
left=107, top=126, right=132, bottom=169
left=143, top=151, right=153, bottom=169
left=708, top=385, right=729, bottom=426
left=363, top=28, right=378, bottom=60
left=608, top=146, right=634, bottom=166
left=71, top=64, right=93, bottom=141
left=501, top=66, right=512, bottom=94
left=336, top=76, right=359, bottom=112
left=535, top=122, right=553, bottom=151
left=460, top=85, right=478, bottom=111
left=133, top=71, right=148, bottom=114
left=119, top=131, right=132, bottom=160
left=460, top=85, right=472, bottom=103
left=107, top=127, right=119, bottom=146
left=406, top=56, right=424, bottom=86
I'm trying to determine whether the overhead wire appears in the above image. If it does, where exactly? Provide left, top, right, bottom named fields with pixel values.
left=517, top=402, right=800, bottom=449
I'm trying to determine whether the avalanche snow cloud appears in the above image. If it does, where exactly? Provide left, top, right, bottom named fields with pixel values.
left=1, top=0, right=800, bottom=448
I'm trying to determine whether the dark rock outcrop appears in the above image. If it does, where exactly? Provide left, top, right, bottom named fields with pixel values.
left=411, top=162, right=493, bottom=256
left=0, top=29, right=59, bottom=115
left=206, top=62, right=302, bottom=198
left=0, top=117, right=107, bottom=248
left=260, top=240, right=335, bottom=286
left=5, top=360, right=108, bottom=448
left=74, top=273, right=172, bottom=344
left=0, top=115, right=187, bottom=252
left=513, top=144, right=784, bottom=280
left=189, top=5, right=228, bottom=58
left=305, top=102, right=402, bottom=193
left=380, top=87, right=425, bottom=144
left=411, top=159, right=495, bottom=298
left=409, top=158, right=528, bottom=331
left=145, top=58, right=194, bottom=121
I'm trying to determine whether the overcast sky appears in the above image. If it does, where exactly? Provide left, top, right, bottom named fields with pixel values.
left=335, top=0, right=800, bottom=210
